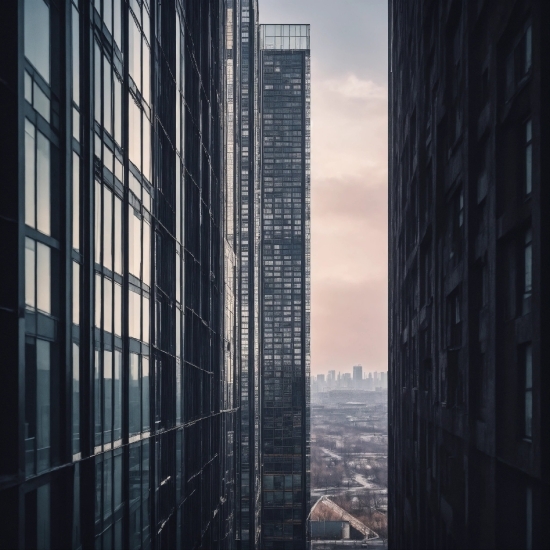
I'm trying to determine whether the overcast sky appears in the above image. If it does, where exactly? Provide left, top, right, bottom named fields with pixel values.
left=260, top=0, right=388, bottom=375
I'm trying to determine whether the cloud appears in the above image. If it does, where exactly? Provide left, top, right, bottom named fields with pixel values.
left=324, top=74, right=387, bottom=101
left=312, top=175, right=387, bottom=285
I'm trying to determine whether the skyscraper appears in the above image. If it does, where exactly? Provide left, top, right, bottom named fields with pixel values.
left=226, top=0, right=262, bottom=547
left=258, top=23, right=311, bottom=550
left=389, top=0, right=550, bottom=548
left=0, top=1, right=238, bottom=548
left=353, top=365, right=363, bottom=382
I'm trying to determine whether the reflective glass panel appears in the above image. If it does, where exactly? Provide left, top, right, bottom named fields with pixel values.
left=36, top=242, right=51, bottom=314
left=24, top=0, right=50, bottom=83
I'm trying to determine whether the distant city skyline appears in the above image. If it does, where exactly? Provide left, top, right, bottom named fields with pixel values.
left=260, top=0, right=389, bottom=375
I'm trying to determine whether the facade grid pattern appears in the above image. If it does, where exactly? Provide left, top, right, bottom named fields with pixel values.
left=259, top=24, right=311, bottom=550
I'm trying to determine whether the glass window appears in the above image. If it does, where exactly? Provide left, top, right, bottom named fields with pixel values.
left=104, top=277, right=113, bottom=334
left=104, top=0, right=113, bottom=33
left=113, top=0, right=122, bottom=48
left=114, top=76, right=122, bottom=146
left=73, top=106, right=80, bottom=142
left=25, top=120, right=36, bottom=227
left=129, top=353, right=140, bottom=435
left=104, top=350, right=113, bottom=444
left=94, top=42, right=102, bottom=124
left=95, top=182, right=102, bottom=264
left=94, top=350, right=101, bottom=446
left=72, top=342, right=80, bottom=455
left=25, top=71, right=32, bottom=102
left=73, top=153, right=80, bottom=250
left=142, top=357, right=150, bottom=431
left=142, top=296, right=150, bottom=344
left=142, top=117, right=151, bottom=182
left=24, top=0, right=50, bottom=83
left=37, top=484, right=51, bottom=547
left=36, top=131, right=51, bottom=235
left=36, top=242, right=51, bottom=314
left=142, top=42, right=150, bottom=105
left=524, top=344, right=533, bottom=438
left=114, top=351, right=122, bottom=441
left=25, top=238, right=36, bottom=309
left=525, top=119, right=532, bottom=196
left=114, top=195, right=122, bottom=274
left=129, top=206, right=141, bottom=278
left=129, top=98, right=141, bottom=170
left=72, top=5, right=80, bottom=105
left=129, top=15, right=141, bottom=87
left=104, top=56, right=112, bottom=135
left=36, top=338, right=51, bottom=472
left=73, top=261, right=79, bottom=325
left=129, top=289, right=140, bottom=339
left=25, top=121, right=51, bottom=236
left=33, top=82, right=50, bottom=122
left=95, top=273, right=102, bottom=328
left=103, top=188, right=113, bottom=270
left=143, top=220, right=150, bottom=286
left=524, top=228, right=533, bottom=296
left=114, top=282, right=122, bottom=337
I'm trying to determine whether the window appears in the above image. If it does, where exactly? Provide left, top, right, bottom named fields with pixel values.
left=25, top=338, right=52, bottom=476
left=24, top=0, right=50, bottom=83
left=72, top=153, right=80, bottom=250
left=523, top=228, right=532, bottom=314
left=505, top=23, right=532, bottom=100
left=522, top=344, right=533, bottom=439
left=525, top=119, right=532, bottom=196
left=72, top=343, right=80, bottom=455
left=25, top=238, right=51, bottom=315
left=25, top=120, right=51, bottom=236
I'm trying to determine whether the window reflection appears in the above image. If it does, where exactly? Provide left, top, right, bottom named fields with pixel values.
left=72, top=5, right=79, bottom=105
left=104, top=56, right=112, bottom=135
left=95, top=182, right=102, bottom=264
left=104, top=350, right=113, bottom=444
left=25, top=120, right=51, bottom=237
left=73, top=153, right=80, bottom=250
left=24, top=0, right=50, bottom=83
left=73, top=261, right=80, bottom=325
left=103, top=189, right=113, bottom=271
left=36, top=242, right=51, bottom=314
left=25, top=338, right=52, bottom=476
left=129, top=353, right=140, bottom=435
left=72, top=343, right=80, bottom=455
left=142, top=357, right=150, bottom=431
left=129, top=97, right=141, bottom=170
left=104, top=277, right=113, bottom=334
left=114, top=282, right=122, bottom=337
left=143, top=220, right=151, bottom=286
left=114, top=196, right=122, bottom=274
left=25, top=239, right=36, bottom=309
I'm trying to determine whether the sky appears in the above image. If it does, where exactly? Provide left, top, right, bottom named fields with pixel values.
left=260, top=0, right=389, bottom=376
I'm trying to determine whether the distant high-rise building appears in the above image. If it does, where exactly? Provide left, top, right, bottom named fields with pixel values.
left=259, top=23, right=311, bottom=550
left=328, top=369, right=336, bottom=382
left=367, top=372, right=374, bottom=391
left=353, top=365, right=363, bottom=381
left=318, top=374, right=325, bottom=383
left=0, top=1, right=238, bottom=548
left=389, top=1, right=550, bottom=548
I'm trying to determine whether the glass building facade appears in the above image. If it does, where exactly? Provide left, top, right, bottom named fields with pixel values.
left=225, top=1, right=262, bottom=548
left=259, top=24, right=311, bottom=550
left=0, top=1, right=238, bottom=548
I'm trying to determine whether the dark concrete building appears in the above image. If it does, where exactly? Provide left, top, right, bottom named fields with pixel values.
left=389, top=1, right=550, bottom=549
left=0, top=1, right=238, bottom=548
left=259, top=24, right=311, bottom=550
